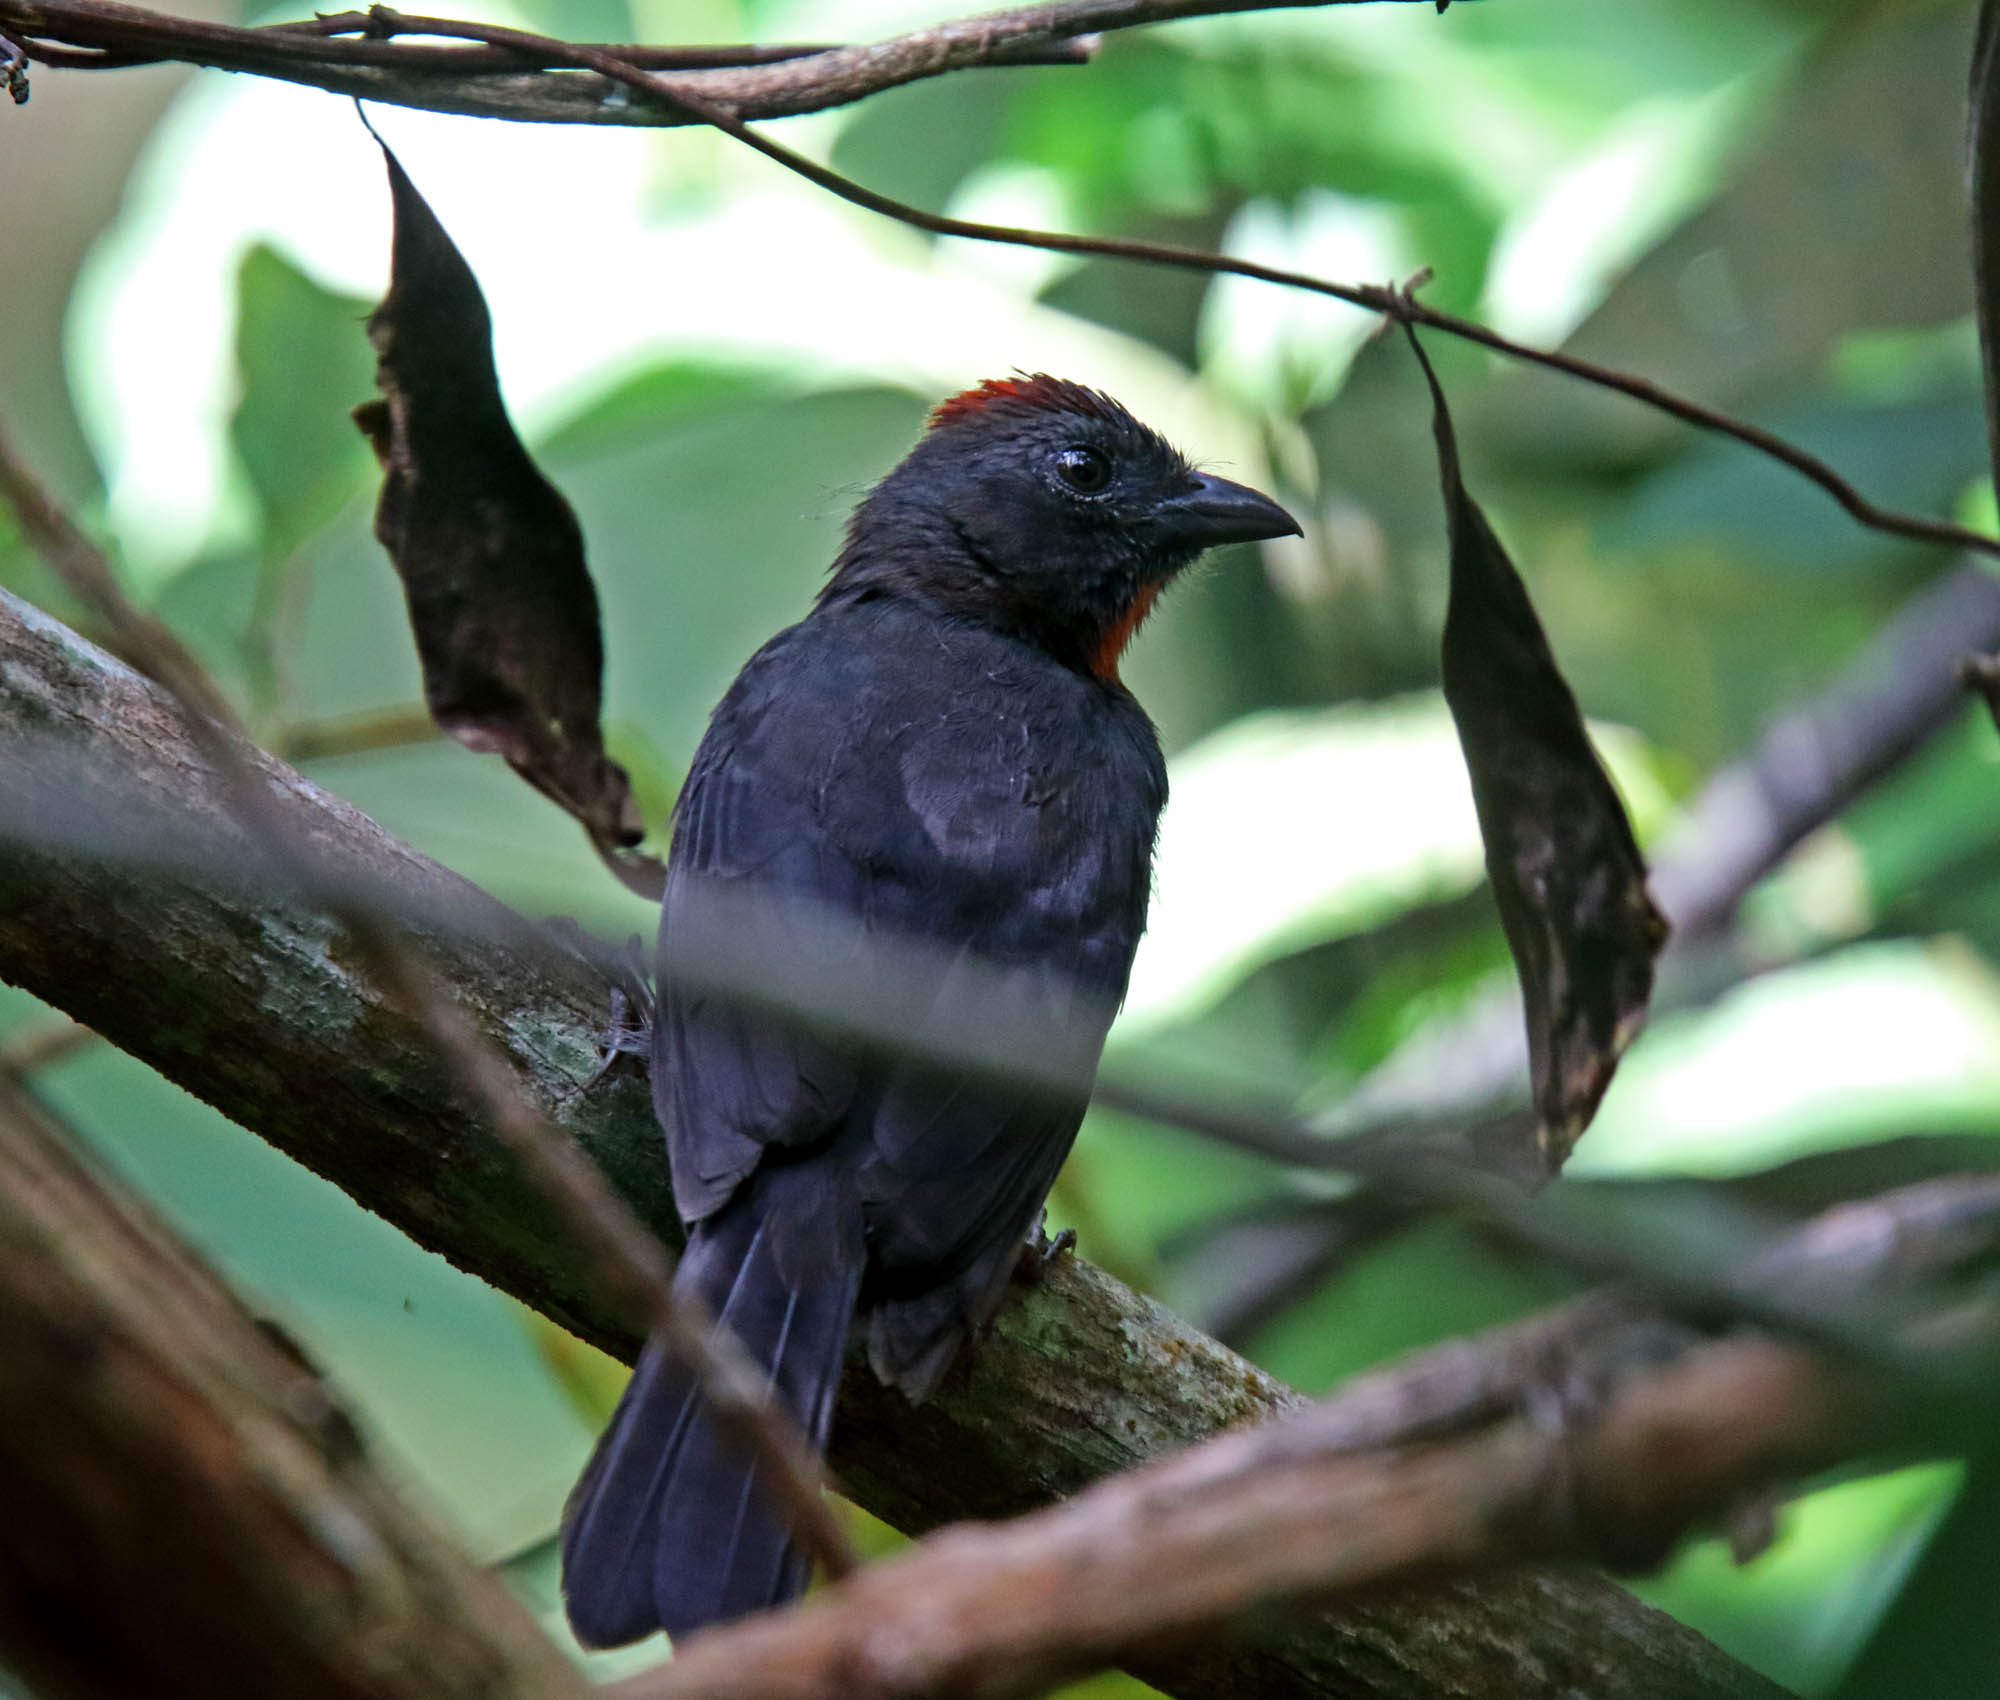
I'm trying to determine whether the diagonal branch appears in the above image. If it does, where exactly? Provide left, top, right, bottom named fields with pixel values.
left=641, top=1169, right=2000, bottom=1700
left=0, top=580, right=1776, bottom=1700
left=0, top=420, right=857, bottom=1585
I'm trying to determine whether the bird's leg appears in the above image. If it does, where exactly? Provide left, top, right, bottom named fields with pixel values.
left=541, top=923, right=654, bottom=1086
left=588, top=981, right=654, bottom=1086
left=1012, top=1213, right=1077, bottom=1286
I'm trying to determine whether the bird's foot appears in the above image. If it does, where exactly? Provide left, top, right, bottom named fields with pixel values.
left=561, top=930, right=653, bottom=1087
left=1013, top=1221, right=1077, bottom=1286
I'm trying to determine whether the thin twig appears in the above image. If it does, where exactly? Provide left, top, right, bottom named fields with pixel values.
left=270, top=702, right=443, bottom=762
left=0, top=0, right=1368, bottom=120
left=7, top=3, right=1996, bottom=563
left=0, top=419, right=857, bottom=1584
left=17, top=8, right=1090, bottom=74
left=352, top=8, right=2000, bottom=566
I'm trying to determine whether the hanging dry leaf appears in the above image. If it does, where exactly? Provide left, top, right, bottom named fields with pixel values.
left=353, top=134, right=662, bottom=900
left=1406, top=327, right=1668, bottom=1176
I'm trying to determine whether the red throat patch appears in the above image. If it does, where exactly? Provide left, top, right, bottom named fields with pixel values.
left=1089, top=582, right=1163, bottom=684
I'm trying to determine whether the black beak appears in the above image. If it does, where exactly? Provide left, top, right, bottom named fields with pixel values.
left=1152, top=472, right=1303, bottom=549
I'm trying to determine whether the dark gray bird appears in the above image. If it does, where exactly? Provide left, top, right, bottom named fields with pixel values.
left=560, top=375, right=1298, bottom=1647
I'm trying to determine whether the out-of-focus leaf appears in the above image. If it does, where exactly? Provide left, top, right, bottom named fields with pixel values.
left=1635, top=1462, right=1962, bottom=1696
left=1410, top=327, right=1668, bottom=1174
left=233, top=245, right=378, bottom=569
left=1609, top=387, right=1988, bottom=578
left=1832, top=1461, right=1999, bottom=1700
left=1163, top=1191, right=1419, bottom=1346
left=830, top=65, right=1019, bottom=217
left=519, top=1305, right=628, bottom=1430
left=1494, top=3, right=1979, bottom=471
left=352, top=138, right=660, bottom=899
left=1244, top=1217, right=1575, bottom=1392
left=1572, top=939, right=2000, bottom=1180
left=1113, top=695, right=1672, bottom=1045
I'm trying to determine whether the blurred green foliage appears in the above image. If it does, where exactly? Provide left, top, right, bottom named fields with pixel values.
left=5, top=0, right=2000, bottom=1690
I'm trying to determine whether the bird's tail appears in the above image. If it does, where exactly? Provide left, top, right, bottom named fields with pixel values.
left=559, top=1205, right=860, bottom=1648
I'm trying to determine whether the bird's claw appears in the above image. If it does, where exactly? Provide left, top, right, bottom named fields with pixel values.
left=1013, top=1222, right=1077, bottom=1286
left=551, top=929, right=653, bottom=1088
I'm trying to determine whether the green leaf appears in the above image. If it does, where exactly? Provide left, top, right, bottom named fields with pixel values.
left=1498, top=3, right=1981, bottom=471
left=1114, top=694, right=1672, bottom=1044
left=231, top=244, right=377, bottom=569
left=1571, top=939, right=2000, bottom=1179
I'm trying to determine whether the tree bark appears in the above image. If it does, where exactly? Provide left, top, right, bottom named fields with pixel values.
left=0, top=1074, right=588, bottom=1700
left=0, top=587, right=1780, bottom=1700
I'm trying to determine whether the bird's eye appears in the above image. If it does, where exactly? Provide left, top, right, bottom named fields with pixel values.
left=1052, top=445, right=1112, bottom=494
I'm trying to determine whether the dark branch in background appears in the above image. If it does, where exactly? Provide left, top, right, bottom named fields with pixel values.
left=0, top=579, right=1778, bottom=1700
left=0, top=1069, right=592, bottom=1700
left=0, top=428, right=856, bottom=1587
left=1655, top=562, right=2000, bottom=943
left=3, top=2, right=1997, bottom=568
left=0, top=27, right=27, bottom=100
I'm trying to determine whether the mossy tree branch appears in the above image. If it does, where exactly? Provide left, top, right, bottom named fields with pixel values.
left=0, top=585, right=1778, bottom=1700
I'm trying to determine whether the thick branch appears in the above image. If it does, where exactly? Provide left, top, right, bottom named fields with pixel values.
left=646, top=1325, right=1829, bottom=1700
left=639, top=1177, right=2000, bottom=1700
left=0, top=0, right=1394, bottom=124
left=0, top=1073, right=587, bottom=1700
left=0, top=584, right=1775, bottom=1700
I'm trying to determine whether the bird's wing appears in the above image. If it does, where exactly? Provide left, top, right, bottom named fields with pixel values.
left=818, top=651, right=1156, bottom=1353
left=658, top=606, right=1158, bottom=1304
left=652, top=626, right=878, bottom=1227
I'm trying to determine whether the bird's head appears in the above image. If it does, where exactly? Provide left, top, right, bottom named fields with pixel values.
left=830, top=375, right=1300, bottom=682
